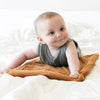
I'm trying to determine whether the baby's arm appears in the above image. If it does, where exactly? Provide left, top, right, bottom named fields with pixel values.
left=1, top=46, right=38, bottom=74
left=66, top=41, right=80, bottom=78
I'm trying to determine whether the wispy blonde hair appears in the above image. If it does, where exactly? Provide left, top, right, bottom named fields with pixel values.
left=34, top=12, right=63, bottom=34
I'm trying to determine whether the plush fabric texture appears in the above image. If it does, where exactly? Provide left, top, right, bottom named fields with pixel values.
left=8, top=54, right=99, bottom=81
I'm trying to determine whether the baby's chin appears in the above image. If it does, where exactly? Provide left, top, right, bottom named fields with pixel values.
left=55, top=41, right=67, bottom=48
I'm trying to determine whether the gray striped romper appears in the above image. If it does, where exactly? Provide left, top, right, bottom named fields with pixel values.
left=38, top=38, right=81, bottom=67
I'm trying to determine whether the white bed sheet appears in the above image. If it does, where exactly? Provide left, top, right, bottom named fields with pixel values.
left=0, top=10, right=100, bottom=100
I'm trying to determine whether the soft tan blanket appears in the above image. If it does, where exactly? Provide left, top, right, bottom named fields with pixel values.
left=8, top=54, right=99, bottom=81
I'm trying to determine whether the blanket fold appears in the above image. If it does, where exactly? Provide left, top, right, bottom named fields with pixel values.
left=8, top=54, right=99, bottom=81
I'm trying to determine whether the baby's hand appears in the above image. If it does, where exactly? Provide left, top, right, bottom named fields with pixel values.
left=70, top=71, right=79, bottom=78
left=0, top=68, right=11, bottom=74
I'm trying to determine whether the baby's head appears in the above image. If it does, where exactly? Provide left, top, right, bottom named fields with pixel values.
left=34, top=12, right=68, bottom=48
left=34, top=12, right=63, bottom=35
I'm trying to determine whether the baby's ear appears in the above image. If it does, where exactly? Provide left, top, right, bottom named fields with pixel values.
left=37, top=36, right=45, bottom=44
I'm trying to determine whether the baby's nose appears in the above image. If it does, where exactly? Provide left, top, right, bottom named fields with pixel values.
left=56, top=33, right=62, bottom=37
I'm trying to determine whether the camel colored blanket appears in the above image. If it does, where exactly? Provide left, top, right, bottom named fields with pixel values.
left=8, top=54, right=99, bottom=81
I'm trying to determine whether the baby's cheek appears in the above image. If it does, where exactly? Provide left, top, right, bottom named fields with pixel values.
left=49, top=40, right=54, bottom=44
left=48, top=39, right=55, bottom=45
left=65, top=33, right=69, bottom=39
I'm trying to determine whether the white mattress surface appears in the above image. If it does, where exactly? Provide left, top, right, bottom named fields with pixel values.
left=0, top=10, right=100, bottom=100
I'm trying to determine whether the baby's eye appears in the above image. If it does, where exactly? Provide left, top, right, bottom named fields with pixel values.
left=60, top=27, right=64, bottom=31
left=49, top=31, right=54, bottom=35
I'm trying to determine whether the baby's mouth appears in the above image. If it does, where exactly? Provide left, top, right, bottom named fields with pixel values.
left=57, top=37, right=64, bottom=41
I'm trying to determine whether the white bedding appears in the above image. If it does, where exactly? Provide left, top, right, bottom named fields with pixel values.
left=0, top=10, right=100, bottom=100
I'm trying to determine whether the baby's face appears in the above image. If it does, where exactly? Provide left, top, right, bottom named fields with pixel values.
left=37, top=15, right=69, bottom=49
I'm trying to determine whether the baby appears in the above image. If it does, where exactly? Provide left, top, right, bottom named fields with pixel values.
left=1, top=12, right=81, bottom=78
